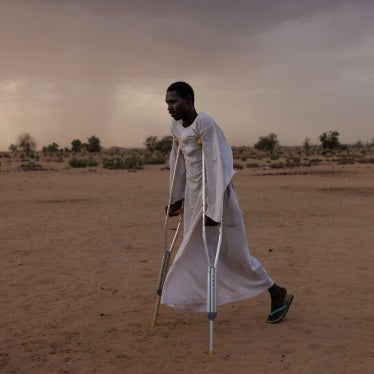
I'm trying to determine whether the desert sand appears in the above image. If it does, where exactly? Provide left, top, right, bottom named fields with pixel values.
left=0, top=161, right=373, bottom=373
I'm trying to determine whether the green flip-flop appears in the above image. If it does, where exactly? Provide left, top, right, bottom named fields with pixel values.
left=266, top=294, right=294, bottom=324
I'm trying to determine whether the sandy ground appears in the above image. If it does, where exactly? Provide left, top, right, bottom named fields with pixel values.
left=0, top=162, right=373, bottom=373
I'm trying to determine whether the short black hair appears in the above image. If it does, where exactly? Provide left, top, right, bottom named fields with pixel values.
left=167, top=81, right=194, bottom=105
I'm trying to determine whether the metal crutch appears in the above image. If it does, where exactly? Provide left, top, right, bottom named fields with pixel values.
left=201, top=145, right=223, bottom=354
left=151, top=145, right=183, bottom=327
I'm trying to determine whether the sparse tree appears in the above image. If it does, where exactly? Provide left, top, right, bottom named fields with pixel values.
left=144, top=136, right=158, bottom=155
left=9, top=144, right=18, bottom=152
left=43, top=142, right=60, bottom=153
left=354, top=140, right=363, bottom=149
left=71, top=139, right=82, bottom=153
left=87, top=135, right=101, bottom=153
left=319, top=130, right=340, bottom=150
left=155, top=135, right=173, bottom=156
left=254, top=133, right=279, bottom=155
left=303, top=137, right=311, bottom=155
left=17, top=132, right=37, bottom=157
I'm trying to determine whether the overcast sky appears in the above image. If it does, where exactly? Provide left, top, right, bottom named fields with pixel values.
left=1, top=0, right=373, bottom=150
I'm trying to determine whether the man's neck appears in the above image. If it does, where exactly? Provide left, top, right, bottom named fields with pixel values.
left=182, top=110, right=198, bottom=128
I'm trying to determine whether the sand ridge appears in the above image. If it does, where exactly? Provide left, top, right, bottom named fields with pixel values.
left=0, top=163, right=373, bottom=373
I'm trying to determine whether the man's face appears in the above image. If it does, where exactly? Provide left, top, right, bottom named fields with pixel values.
left=165, top=90, right=191, bottom=121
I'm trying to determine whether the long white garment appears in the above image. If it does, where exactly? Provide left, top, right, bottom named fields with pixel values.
left=161, top=113, right=273, bottom=312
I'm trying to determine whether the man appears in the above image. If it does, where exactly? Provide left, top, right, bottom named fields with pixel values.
left=161, top=81, right=293, bottom=323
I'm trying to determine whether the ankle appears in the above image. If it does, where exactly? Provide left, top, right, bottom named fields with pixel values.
left=268, top=283, right=280, bottom=294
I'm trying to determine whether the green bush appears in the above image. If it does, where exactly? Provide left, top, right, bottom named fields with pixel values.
left=270, top=153, right=280, bottom=160
left=246, top=162, right=259, bottom=168
left=87, top=157, right=98, bottom=167
left=18, top=162, right=46, bottom=171
left=357, top=158, right=374, bottom=164
left=309, top=158, right=322, bottom=165
left=286, top=157, right=301, bottom=166
left=102, top=156, right=144, bottom=170
left=270, top=162, right=285, bottom=169
left=337, top=158, right=355, bottom=165
left=302, top=161, right=312, bottom=167
left=69, top=158, right=88, bottom=168
left=233, top=163, right=243, bottom=170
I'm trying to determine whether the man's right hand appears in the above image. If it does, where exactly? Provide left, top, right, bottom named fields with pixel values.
left=165, top=199, right=184, bottom=217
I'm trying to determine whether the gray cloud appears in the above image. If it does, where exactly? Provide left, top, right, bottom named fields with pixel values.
left=1, top=0, right=373, bottom=149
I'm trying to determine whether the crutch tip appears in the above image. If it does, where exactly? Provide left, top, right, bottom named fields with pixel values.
left=151, top=320, right=158, bottom=327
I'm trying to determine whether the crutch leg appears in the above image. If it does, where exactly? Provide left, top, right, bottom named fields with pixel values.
left=201, top=145, right=223, bottom=354
left=151, top=144, right=182, bottom=326
left=207, top=266, right=217, bottom=354
left=151, top=215, right=182, bottom=326
left=151, top=251, right=171, bottom=326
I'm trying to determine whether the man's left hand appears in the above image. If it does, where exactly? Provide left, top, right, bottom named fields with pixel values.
left=204, top=216, right=219, bottom=226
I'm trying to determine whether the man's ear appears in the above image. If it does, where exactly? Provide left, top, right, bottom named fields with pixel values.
left=186, top=94, right=193, bottom=104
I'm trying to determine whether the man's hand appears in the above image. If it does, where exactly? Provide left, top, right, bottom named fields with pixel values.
left=204, top=215, right=219, bottom=226
left=165, top=199, right=184, bottom=217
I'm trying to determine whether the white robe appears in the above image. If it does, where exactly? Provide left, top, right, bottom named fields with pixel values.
left=161, top=112, right=273, bottom=312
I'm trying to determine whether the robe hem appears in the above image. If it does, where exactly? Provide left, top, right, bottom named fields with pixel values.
left=162, top=279, right=273, bottom=313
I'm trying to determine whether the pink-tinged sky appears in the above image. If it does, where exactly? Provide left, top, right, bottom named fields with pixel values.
left=1, top=0, right=373, bottom=150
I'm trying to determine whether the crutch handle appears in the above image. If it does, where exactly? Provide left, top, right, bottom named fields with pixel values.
left=170, top=208, right=184, bottom=216
left=166, top=199, right=184, bottom=217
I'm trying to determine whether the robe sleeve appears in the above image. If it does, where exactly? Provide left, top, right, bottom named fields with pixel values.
left=198, top=116, right=235, bottom=223
left=169, top=137, right=186, bottom=203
